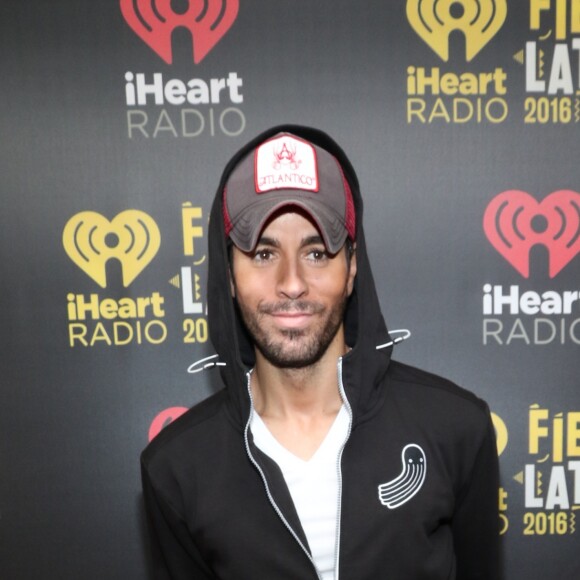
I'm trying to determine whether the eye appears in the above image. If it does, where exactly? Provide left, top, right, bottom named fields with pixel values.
left=253, top=248, right=275, bottom=262
left=306, top=248, right=328, bottom=262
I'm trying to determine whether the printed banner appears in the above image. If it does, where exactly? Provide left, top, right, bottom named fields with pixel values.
left=1, top=2, right=579, bottom=578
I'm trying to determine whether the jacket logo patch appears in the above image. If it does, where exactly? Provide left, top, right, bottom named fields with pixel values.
left=378, top=444, right=426, bottom=509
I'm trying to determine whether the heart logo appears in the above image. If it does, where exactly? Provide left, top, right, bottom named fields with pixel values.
left=407, top=0, right=507, bottom=61
left=483, top=190, right=580, bottom=278
left=63, top=210, right=161, bottom=288
left=120, top=0, right=239, bottom=64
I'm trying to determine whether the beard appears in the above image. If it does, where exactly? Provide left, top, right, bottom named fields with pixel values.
left=236, top=295, right=349, bottom=369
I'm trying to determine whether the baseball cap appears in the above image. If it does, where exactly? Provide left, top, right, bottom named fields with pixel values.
left=223, top=132, right=356, bottom=254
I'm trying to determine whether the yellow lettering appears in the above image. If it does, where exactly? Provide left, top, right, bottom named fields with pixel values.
left=568, top=412, right=580, bottom=456
left=407, top=98, right=426, bottom=122
left=117, top=297, right=137, bottom=318
left=529, top=406, right=549, bottom=454
left=573, top=0, right=580, bottom=33
left=113, top=321, right=134, bottom=345
left=530, top=0, right=551, bottom=30
left=440, top=73, right=458, bottom=94
left=150, top=292, right=165, bottom=317
left=553, top=413, right=564, bottom=463
left=182, top=206, right=203, bottom=256
left=428, top=98, right=451, bottom=123
left=499, top=487, right=508, bottom=511
left=456, top=73, right=477, bottom=95
left=137, top=297, right=151, bottom=317
left=556, top=0, right=567, bottom=39
left=100, top=298, right=118, bottom=320
left=90, top=322, right=112, bottom=346
left=68, top=323, right=88, bottom=347
left=145, top=320, right=168, bottom=344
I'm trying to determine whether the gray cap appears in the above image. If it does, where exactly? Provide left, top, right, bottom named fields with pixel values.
left=223, top=132, right=355, bottom=253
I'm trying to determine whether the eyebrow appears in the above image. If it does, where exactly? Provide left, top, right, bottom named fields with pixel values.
left=256, top=235, right=325, bottom=248
left=301, top=235, right=325, bottom=247
left=256, top=236, right=279, bottom=248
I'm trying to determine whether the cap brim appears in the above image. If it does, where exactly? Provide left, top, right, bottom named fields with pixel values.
left=229, top=192, right=348, bottom=254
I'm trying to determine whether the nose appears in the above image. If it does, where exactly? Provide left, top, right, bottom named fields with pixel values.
left=276, top=255, right=307, bottom=299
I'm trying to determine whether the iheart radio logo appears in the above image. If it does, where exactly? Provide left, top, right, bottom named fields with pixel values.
left=63, top=210, right=161, bottom=288
left=120, top=0, right=239, bottom=64
left=407, top=0, right=507, bottom=62
left=483, top=190, right=580, bottom=278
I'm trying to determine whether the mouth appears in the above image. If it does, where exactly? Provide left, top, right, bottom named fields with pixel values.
left=270, top=312, right=314, bottom=329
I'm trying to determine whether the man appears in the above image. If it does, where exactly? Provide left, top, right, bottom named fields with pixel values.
left=141, top=125, right=501, bottom=579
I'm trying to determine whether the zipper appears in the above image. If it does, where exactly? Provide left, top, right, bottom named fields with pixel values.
left=334, top=357, right=353, bottom=580
left=243, top=370, right=323, bottom=580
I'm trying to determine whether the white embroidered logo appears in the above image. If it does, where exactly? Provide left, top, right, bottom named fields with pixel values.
left=254, top=135, right=319, bottom=193
left=378, top=444, right=426, bottom=509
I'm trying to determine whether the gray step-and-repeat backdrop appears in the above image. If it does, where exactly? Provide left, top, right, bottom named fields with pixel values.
left=2, top=1, right=579, bottom=578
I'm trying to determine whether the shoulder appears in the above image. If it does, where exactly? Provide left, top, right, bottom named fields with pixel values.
left=141, top=388, right=229, bottom=471
left=389, top=360, right=488, bottom=407
left=385, top=359, right=492, bottom=435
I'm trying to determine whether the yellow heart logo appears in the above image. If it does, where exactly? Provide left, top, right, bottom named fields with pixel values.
left=407, top=0, right=507, bottom=62
left=63, top=210, right=161, bottom=288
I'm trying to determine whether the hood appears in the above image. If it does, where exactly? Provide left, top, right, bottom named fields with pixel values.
left=207, top=125, right=392, bottom=425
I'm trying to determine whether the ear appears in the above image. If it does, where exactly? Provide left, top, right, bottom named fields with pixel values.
left=346, top=243, right=357, bottom=296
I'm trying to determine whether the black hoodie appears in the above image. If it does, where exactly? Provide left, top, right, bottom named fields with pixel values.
left=141, top=125, right=501, bottom=579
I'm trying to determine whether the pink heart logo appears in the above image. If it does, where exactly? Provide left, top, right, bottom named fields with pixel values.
left=121, top=0, right=239, bottom=64
left=483, top=190, right=580, bottom=278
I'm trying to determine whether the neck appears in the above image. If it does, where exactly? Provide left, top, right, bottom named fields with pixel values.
left=251, top=331, right=348, bottom=420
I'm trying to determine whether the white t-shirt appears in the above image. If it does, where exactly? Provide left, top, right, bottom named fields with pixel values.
left=251, top=406, right=349, bottom=580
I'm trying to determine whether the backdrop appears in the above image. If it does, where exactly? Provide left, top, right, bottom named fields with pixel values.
left=2, top=1, right=579, bottom=578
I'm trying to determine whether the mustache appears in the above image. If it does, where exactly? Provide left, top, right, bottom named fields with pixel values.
left=258, top=300, right=325, bottom=315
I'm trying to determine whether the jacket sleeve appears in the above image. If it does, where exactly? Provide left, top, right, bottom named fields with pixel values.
left=141, top=459, right=216, bottom=580
left=451, top=406, right=503, bottom=580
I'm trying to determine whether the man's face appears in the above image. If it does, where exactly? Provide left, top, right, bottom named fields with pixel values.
left=231, top=210, right=356, bottom=369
